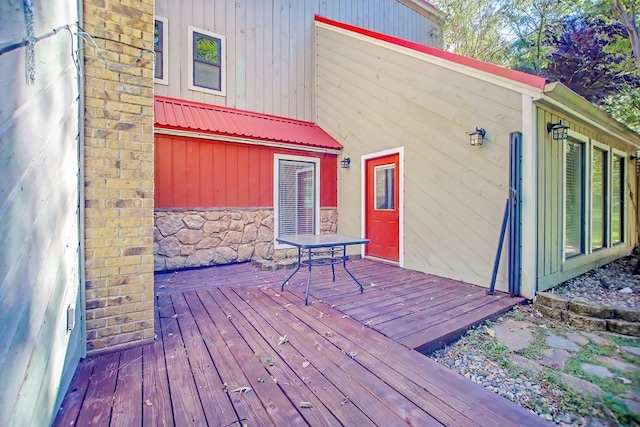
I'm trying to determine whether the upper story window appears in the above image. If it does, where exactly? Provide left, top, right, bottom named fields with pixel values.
left=188, top=26, right=226, bottom=96
left=154, top=16, right=168, bottom=85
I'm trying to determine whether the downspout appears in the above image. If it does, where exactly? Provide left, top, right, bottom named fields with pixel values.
left=76, top=0, right=87, bottom=358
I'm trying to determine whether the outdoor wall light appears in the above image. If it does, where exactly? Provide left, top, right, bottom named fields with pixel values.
left=467, top=127, right=486, bottom=146
left=340, top=157, right=351, bottom=168
left=630, top=149, right=640, bottom=173
left=547, top=120, right=570, bottom=141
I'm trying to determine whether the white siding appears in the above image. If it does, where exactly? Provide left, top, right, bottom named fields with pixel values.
left=154, top=0, right=442, bottom=120
left=316, top=23, right=523, bottom=292
left=0, top=1, right=82, bottom=425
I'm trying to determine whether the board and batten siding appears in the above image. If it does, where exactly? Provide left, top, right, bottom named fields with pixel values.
left=0, top=1, right=83, bottom=425
left=154, top=0, right=442, bottom=121
left=155, top=134, right=338, bottom=208
left=535, top=105, right=637, bottom=291
left=316, top=22, right=524, bottom=292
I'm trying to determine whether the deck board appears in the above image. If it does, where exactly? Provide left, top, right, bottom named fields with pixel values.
left=53, top=260, right=549, bottom=427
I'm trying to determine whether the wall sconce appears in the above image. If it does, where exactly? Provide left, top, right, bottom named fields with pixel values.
left=340, top=157, right=351, bottom=168
left=467, top=127, right=486, bottom=146
left=631, top=149, right=640, bottom=173
left=546, top=120, right=569, bottom=141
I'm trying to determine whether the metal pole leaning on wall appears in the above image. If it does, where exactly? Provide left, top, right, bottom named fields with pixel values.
left=488, top=199, right=510, bottom=295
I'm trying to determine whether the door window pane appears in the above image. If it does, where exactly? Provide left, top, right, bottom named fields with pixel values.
left=277, top=159, right=317, bottom=237
left=565, top=140, right=585, bottom=257
left=375, top=165, right=395, bottom=210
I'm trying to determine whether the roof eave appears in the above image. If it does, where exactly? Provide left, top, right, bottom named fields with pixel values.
left=540, top=82, right=640, bottom=147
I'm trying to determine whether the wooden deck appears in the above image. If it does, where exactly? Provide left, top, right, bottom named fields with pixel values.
left=53, top=260, right=547, bottom=426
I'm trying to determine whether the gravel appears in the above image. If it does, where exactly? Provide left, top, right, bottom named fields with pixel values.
left=551, top=255, right=640, bottom=309
left=427, top=255, right=640, bottom=426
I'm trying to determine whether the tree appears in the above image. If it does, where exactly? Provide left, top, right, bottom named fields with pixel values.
left=430, top=0, right=514, bottom=65
left=542, top=16, right=640, bottom=103
left=612, top=0, right=640, bottom=66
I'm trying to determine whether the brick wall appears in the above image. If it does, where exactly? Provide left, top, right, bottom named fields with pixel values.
left=83, top=0, right=155, bottom=353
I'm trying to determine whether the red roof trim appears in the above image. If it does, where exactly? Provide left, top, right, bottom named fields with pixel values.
left=154, top=96, right=343, bottom=151
left=314, top=15, right=547, bottom=90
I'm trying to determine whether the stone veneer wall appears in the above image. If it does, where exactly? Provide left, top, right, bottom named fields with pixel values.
left=83, top=0, right=155, bottom=352
left=154, top=208, right=338, bottom=271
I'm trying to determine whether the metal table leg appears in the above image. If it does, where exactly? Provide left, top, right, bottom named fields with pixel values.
left=342, top=244, right=364, bottom=293
left=281, top=247, right=301, bottom=291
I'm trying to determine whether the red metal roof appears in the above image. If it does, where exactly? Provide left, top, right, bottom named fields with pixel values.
left=154, top=96, right=343, bottom=151
left=315, top=15, right=547, bottom=90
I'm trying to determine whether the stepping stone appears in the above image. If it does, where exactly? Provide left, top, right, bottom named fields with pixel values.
left=579, top=331, right=610, bottom=346
left=539, top=348, right=571, bottom=371
left=493, top=320, right=535, bottom=352
left=565, top=332, right=590, bottom=345
left=547, top=333, right=580, bottom=352
left=595, top=356, right=639, bottom=373
left=510, top=354, right=543, bottom=374
left=621, top=346, right=640, bottom=358
left=559, top=372, right=603, bottom=396
left=581, top=363, right=614, bottom=378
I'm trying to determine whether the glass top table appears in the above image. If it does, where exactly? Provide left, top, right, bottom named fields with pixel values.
left=276, top=234, right=370, bottom=305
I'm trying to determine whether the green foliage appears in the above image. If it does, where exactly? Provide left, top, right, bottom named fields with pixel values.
left=601, top=86, right=640, bottom=132
left=196, top=36, right=219, bottom=63
left=603, top=393, right=640, bottom=426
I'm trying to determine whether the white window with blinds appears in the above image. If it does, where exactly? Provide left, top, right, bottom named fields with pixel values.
left=274, top=155, right=320, bottom=247
left=611, top=151, right=625, bottom=245
left=564, top=137, right=586, bottom=258
left=591, top=144, right=610, bottom=251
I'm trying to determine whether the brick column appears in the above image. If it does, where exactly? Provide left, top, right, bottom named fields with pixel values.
left=83, top=0, right=155, bottom=353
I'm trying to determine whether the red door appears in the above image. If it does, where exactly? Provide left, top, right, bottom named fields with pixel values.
left=365, top=154, right=400, bottom=261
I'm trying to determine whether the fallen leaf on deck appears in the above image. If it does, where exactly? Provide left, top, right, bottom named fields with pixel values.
left=299, top=401, right=312, bottom=408
left=349, top=351, right=358, bottom=359
left=340, top=398, right=349, bottom=406
left=271, top=376, right=278, bottom=384
left=324, top=331, right=334, bottom=338
left=284, top=303, right=292, bottom=308
left=145, top=399, right=152, bottom=406
left=370, top=283, right=376, bottom=287
left=266, top=358, right=274, bottom=366
left=233, top=386, right=253, bottom=394
left=171, top=314, right=178, bottom=319
left=342, top=315, right=349, bottom=318
left=331, top=304, right=336, bottom=308
left=222, top=383, right=228, bottom=392
left=278, top=335, right=289, bottom=345
left=302, top=361, right=310, bottom=368
left=167, top=332, right=174, bottom=337
left=318, top=312, right=325, bottom=319
left=365, top=320, right=373, bottom=328
left=258, top=377, right=265, bottom=383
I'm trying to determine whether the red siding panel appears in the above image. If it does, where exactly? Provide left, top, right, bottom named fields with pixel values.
left=155, top=135, right=338, bottom=209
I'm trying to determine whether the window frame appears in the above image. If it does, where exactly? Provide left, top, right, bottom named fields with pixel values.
left=590, top=141, right=610, bottom=252
left=611, top=148, right=627, bottom=246
left=187, top=26, right=226, bottom=96
left=562, top=132, right=588, bottom=261
left=154, top=16, right=169, bottom=85
left=273, top=154, right=321, bottom=249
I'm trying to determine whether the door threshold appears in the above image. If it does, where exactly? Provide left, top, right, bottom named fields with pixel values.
left=364, top=256, right=400, bottom=266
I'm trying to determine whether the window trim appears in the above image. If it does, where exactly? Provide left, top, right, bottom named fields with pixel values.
left=590, top=140, right=610, bottom=251
left=611, top=148, right=627, bottom=246
left=562, top=131, right=588, bottom=262
left=273, top=154, right=321, bottom=249
left=154, top=16, right=169, bottom=85
left=187, top=26, right=226, bottom=96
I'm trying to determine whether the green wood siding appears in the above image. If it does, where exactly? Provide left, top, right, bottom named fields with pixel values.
left=535, top=105, right=637, bottom=291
